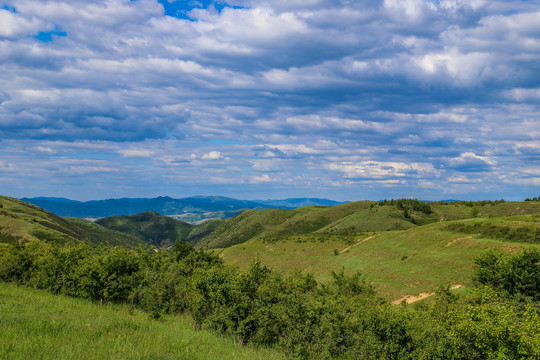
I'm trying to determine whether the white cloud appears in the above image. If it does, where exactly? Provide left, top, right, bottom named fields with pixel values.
left=384, top=0, right=436, bottom=23
left=511, top=178, right=540, bottom=186
left=326, top=161, right=439, bottom=179
left=0, top=9, right=52, bottom=38
left=503, top=88, right=540, bottom=102
left=444, top=152, right=497, bottom=172
left=201, top=151, right=223, bottom=160
left=251, top=159, right=284, bottom=172
left=118, top=149, right=155, bottom=158
left=249, top=174, right=273, bottom=183
left=34, top=146, right=54, bottom=153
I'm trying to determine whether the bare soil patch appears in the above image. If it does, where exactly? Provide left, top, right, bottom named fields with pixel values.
left=391, top=284, right=464, bottom=305
left=339, top=234, right=379, bottom=254
left=445, top=235, right=474, bottom=247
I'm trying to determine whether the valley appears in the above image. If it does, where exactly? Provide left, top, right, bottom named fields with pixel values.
left=2, top=195, right=539, bottom=300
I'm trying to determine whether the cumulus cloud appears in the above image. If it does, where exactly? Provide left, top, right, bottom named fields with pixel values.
left=201, top=151, right=224, bottom=160
left=0, top=8, right=53, bottom=38
left=118, top=149, right=156, bottom=158
left=443, top=152, right=497, bottom=172
left=0, top=0, right=539, bottom=200
left=326, top=161, right=439, bottom=180
left=250, top=174, right=272, bottom=183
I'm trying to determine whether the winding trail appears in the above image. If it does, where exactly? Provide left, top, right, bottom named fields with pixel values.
left=445, top=235, right=474, bottom=247
left=339, top=234, right=379, bottom=254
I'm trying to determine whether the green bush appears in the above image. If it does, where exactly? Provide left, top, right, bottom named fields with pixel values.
left=1, top=240, right=539, bottom=359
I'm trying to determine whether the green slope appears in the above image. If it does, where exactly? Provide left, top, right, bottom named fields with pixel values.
left=199, top=200, right=540, bottom=250
left=318, top=205, right=418, bottom=233
left=185, top=218, right=224, bottom=244
left=0, top=282, right=285, bottom=360
left=96, top=211, right=224, bottom=248
left=218, top=212, right=540, bottom=301
left=198, top=201, right=375, bottom=248
left=0, top=196, right=142, bottom=247
left=96, top=211, right=194, bottom=248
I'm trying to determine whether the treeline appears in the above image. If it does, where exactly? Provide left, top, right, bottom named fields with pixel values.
left=0, top=240, right=539, bottom=359
left=525, top=197, right=540, bottom=202
left=375, top=199, right=433, bottom=214
left=432, top=200, right=506, bottom=207
left=445, top=222, right=540, bottom=244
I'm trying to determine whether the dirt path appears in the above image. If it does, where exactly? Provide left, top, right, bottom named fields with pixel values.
left=391, top=285, right=464, bottom=305
left=339, top=234, right=379, bottom=254
left=445, top=235, right=474, bottom=247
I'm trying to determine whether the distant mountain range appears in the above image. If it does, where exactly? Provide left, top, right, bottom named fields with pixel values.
left=20, top=196, right=348, bottom=221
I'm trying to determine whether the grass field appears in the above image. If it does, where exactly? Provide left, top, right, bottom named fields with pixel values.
left=0, top=282, right=285, bottom=360
left=219, top=216, right=540, bottom=301
left=198, top=200, right=540, bottom=249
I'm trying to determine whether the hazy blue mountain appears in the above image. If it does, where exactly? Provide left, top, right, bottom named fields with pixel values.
left=27, top=197, right=82, bottom=203
left=20, top=196, right=271, bottom=219
left=20, top=196, right=347, bottom=221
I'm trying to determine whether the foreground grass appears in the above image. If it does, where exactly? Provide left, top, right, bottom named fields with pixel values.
left=0, top=283, right=285, bottom=360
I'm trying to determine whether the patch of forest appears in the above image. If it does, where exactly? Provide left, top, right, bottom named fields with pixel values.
left=445, top=222, right=540, bottom=243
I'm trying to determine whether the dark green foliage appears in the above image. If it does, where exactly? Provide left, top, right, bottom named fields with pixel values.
left=433, top=199, right=506, bottom=207
left=370, top=199, right=437, bottom=226
left=172, top=239, right=195, bottom=261
left=445, top=222, right=540, bottom=243
left=96, top=211, right=194, bottom=248
left=376, top=199, right=433, bottom=215
left=30, top=229, right=76, bottom=245
left=473, top=249, right=540, bottom=300
left=411, top=286, right=539, bottom=359
left=185, top=218, right=224, bottom=244
left=0, top=229, right=22, bottom=245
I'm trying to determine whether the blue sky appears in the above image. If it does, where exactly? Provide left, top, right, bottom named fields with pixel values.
left=0, top=0, right=539, bottom=201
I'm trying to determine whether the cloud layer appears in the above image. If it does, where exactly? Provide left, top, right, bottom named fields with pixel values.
left=1, top=0, right=539, bottom=200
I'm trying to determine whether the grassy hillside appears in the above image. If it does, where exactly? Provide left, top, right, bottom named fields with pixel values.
left=96, top=211, right=194, bottom=248
left=318, top=205, right=418, bottom=233
left=218, top=212, right=540, bottom=301
left=96, top=211, right=224, bottom=248
left=198, top=201, right=375, bottom=248
left=185, top=218, right=224, bottom=244
left=200, top=200, right=540, bottom=249
left=0, top=196, right=142, bottom=247
left=0, top=282, right=284, bottom=360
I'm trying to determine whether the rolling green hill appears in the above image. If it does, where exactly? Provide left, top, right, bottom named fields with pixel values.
left=197, top=201, right=376, bottom=248
left=4, top=193, right=540, bottom=303
left=199, top=200, right=540, bottom=249
left=212, top=201, right=540, bottom=301
left=0, top=195, right=143, bottom=247
left=96, top=211, right=223, bottom=248
left=96, top=211, right=194, bottom=248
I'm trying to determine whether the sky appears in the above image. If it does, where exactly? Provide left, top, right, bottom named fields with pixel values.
left=0, top=0, right=539, bottom=201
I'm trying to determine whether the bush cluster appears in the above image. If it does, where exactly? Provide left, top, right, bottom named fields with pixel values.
left=375, top=199, right=433, bottom=214
left=445, top=222, right=540, bottom=243
left=0, top=240, right=539, bottom=359
left=432, top=200, right=506, bottom=207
